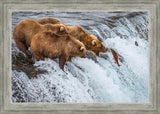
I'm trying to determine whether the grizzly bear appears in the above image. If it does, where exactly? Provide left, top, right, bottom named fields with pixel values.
left=66, top=26, right=107, bottom=56
left=30, top=31, right=86, bottom=70
left=37, top=18, right=107, bottom=56
left=13, top=19, right=68, bottom=57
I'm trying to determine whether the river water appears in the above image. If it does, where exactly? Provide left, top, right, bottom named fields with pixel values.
left=12, top=12, right=149, bottom=103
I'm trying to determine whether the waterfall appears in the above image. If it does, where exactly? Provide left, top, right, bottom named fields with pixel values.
left=12, top=12, right=149, bottom=103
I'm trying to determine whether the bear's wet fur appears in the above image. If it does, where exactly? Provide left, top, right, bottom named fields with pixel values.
left=37, top=18, right=107, bottom=56
left=13, top=19, right=68, bottom=57
left=30, top=31, right=86, bottom=70
left=37, top=17, right=64, bottom=25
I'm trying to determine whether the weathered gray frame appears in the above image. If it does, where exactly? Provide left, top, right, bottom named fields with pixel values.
left=0, top=0, right=159, bottom=114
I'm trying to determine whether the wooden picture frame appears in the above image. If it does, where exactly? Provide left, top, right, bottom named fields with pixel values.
left=0, top=0, right=160, bottom=114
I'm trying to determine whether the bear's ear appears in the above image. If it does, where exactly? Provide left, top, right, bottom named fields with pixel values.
left=80, top=47, right=85, bottom=52
left=91, top=40, right=96, bottom=46
left=90, top=34, right=95, bottom=38
left=60, top=26, right=64, bottom=31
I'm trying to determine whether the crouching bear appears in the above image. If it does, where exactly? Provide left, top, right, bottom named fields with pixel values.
left=13, top=19, right=68, bottom=57
left=30, top=31, right=86, bottom=70
left=37, top=18, right=107, bottom=56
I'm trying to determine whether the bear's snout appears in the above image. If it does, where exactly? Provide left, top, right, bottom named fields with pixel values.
left=104, top=47, right=107, bottom=52
left=101, top=46, right=107, bottom=52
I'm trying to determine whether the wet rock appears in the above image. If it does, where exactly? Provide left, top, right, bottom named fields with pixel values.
left=109, top=12, right=147, bottom=21
left=99, top=53, right=108, bottom=60
left=136, top=26, right=140, bottom=32
left=107, top=23, right=116, bottom=29
left=109, top=16, right=122, bottom=20
left=135, top=41, right=138, bottom=46
left=12, top=52, right=47, bottom=79
left=86, top=51, right=98, bottom=62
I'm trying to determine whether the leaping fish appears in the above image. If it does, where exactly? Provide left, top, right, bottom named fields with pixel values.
left=110, top=49, right=121, bottom=67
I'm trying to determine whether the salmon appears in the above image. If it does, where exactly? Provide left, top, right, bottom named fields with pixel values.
left=111, top=49, right=121, bottom=67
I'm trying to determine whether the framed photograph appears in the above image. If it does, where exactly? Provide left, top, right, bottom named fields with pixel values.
left=0, top=0, right=160, bottom=114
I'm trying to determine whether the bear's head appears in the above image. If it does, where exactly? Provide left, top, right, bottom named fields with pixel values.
left=70, top=26, right=107, bottom=56
left=84, top=34, right=107, bottom=56
left=67, top=36, right=86, bottom=58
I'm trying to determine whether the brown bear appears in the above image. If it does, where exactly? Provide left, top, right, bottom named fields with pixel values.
left=30, top=31, right=86, bottom=70
left=13, top=19, right=68, bottom=57
left=37, top=18, right=107, bottom=56
left=66, top=26, right=107, bottom=56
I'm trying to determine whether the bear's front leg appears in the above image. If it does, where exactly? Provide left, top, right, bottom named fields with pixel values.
left=32, top=52, right=44, bottom=61
left=59, top=54, right=69, bottom=70
left=15, top=40, right=32, bottom=58
left=68, top=56, right=72, bottom=62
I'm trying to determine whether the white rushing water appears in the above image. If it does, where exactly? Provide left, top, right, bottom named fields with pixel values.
left=12, top=12, right=149, bottom=103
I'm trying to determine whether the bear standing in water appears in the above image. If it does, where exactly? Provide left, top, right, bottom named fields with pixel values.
left=30, top=31, right=86, bottom=70
left=13, top=19, right=68, bottom=57
left=37, top=18, right=107, bottom=56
